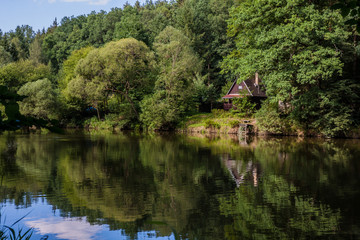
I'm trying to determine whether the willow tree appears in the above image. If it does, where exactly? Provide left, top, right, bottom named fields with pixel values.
left=67, top=38, right=155, bottom=120
left=18, top=78, right=60, bottom=120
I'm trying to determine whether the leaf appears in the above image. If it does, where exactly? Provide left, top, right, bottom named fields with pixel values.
left=3, top=226, right=16, bottom=240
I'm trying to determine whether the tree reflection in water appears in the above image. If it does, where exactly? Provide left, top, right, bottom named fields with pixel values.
left=0, top=132, right=359, bottom=239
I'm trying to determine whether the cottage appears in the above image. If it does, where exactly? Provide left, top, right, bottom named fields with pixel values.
left=222, top=73, right=266, bottom=110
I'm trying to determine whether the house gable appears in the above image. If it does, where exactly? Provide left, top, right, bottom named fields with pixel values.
left=223, top=79, right=251, bottom=99
left=223, top=76, right=266, bottom=99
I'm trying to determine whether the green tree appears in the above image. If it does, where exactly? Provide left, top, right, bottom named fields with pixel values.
left=17, top=78, right=60, bottom=120
left=140, top=1, right=174, bottom=45
left=59, top=46, right=94, bottom=91
left=68, top=38, right=155, bottom=120
left=0, top=46, right=12, bottom=67
left=140, top=26, right=202, bottom=130
left=223, top=0, right=356, bottom=136
left=0, top=86, right=25, bottom=130
left=0, top=59, right=52, bottom=91
left=65, top=76, right=107, bottom=120
left=114, top=5, right=148, bottom=44
left=6, top=25, right=35, bottom=61
left=29, top=32, right=45, bottom=63
left=331, top=0, right=360, bottom=31
left=42, top=15, right=88, bottom=72
left=175, top=0, right=234, bottom=98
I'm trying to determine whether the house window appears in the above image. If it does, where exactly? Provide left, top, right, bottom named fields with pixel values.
left=238, top=85, right=243, bottom=90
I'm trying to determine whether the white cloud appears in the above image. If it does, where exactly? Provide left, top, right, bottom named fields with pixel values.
left=39, top=0, right=111, bottom=5
left=59, top=0, right=111, bottom=5
left=89, top=0, right=111, bottom=5
left=26, top=217, right=103, bottom=240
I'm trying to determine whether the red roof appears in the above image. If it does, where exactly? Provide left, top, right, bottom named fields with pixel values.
left=222, top=94, right=242, bottom=99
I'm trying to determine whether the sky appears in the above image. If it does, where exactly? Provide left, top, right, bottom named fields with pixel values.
left=0, top=0, right=144, bottom=33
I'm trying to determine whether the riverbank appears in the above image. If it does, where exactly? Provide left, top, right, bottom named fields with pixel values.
left=179, top=111, right=360, bottom=139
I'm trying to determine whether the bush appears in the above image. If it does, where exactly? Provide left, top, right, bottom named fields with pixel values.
left=205, top=119, right=221, bottom=129
left=255, top=102, right=294, bottom=134
left=229, top=120, right=240, bottom=128
left=232, top=97, right=256, bottom=117
left=84, top=114, right=129, bottom=130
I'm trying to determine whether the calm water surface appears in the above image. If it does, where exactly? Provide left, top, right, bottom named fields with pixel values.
left=0, top=132, right=359, bottom=239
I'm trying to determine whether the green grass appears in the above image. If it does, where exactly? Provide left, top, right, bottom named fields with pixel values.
left=84, top=114, right=129, bottom=130
left=180, top=109, right=254, bottom=130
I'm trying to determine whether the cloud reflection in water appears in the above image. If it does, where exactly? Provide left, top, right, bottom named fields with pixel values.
left=26, top=217, right=103, bottom=240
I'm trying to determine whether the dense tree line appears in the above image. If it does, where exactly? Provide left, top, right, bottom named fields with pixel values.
left=0, top=0, right=359, bottom=136
left=223, top=0, right=360, bottom=137
left=0, top=0, right=233, bottom=131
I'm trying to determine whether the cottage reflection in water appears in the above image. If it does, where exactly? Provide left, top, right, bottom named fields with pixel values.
left=222, top=154, right=259, bottom=187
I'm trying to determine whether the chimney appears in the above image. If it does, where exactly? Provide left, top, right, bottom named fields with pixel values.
left=255, top=72, right=259, bottom=86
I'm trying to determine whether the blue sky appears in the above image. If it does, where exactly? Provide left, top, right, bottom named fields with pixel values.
left=1, top=0, right=144, bottom=33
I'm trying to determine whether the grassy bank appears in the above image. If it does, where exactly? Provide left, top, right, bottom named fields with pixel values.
left=179, top=110, right=256, bottom=134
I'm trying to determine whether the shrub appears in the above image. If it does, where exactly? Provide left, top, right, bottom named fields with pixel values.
left=84, top=114, right=128, bottom=130
left=205, top=119, right=221, bottom=129
left=255, top=102, right=294, bottom=134
left=229, top=120, right=240, bottom=128
left=232, top=97, right=256, bottom=117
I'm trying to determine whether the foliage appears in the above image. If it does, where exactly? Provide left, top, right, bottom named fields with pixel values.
left=255, top=101, right=295, bottom=134
left=192, top=73, right=216, bottom=111
left=229, top=119, right=240, bottom=128
left=0, top=25, right=35, bottom=62
left=140, top=26, right=201, bottom=130
left=0, top=46, right=12, bottom=67
left=180, top=110, right=248, bottom=130
left=291, top=79, right=360, bottom=137
left=58, top=46, right=94, bottom=91
left=0, top=0, right=359, bottom=135
left=204, top=119, right=221, bottom=129
left=28, top=33, right=45, bottom=64
left=84, top=114, right=129, bottom=130
left=223, top=0, right=358, bottom=137
left=0, top=60, right=52, bottom=91
left=17, top=79, right=60, bottom=120
left=331, top=0, right=360, bottom=31
left=175, top=0, right=234, bottom=93
left=114, top=6, right=148, bottom=44
left=231, top=97, right=256, bottom=117
left=0, top=86, right=24, bottom=130
left=66, top=38, right=155, bottom=120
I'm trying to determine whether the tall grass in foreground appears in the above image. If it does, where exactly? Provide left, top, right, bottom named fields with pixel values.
left=0, top=213, right=33, bottom=240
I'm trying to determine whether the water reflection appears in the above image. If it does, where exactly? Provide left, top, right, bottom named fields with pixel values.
left=27, top=217, right=103, bottom=240
left=222, top=154, right=259, bottom=187
left=0, top=132, right=359, bottom=239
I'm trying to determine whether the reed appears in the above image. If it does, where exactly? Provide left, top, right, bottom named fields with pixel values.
left=0, top=213, right=33, bottom=240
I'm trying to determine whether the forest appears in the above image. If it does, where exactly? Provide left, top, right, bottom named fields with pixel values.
left=0, top=0, right=359, bottom=137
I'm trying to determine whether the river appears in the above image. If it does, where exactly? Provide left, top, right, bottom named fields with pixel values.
left=0, top=131, right=359, bottom=239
